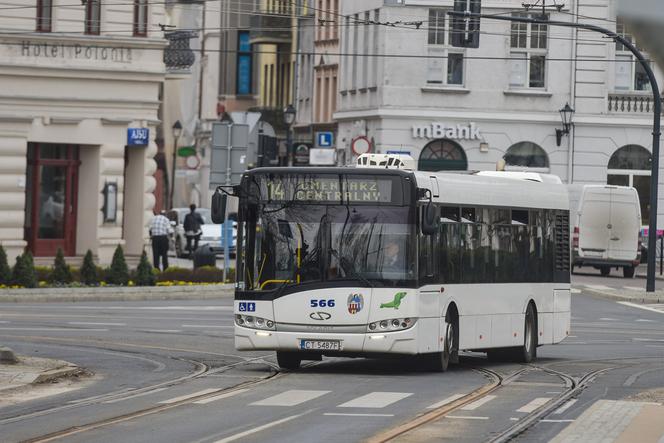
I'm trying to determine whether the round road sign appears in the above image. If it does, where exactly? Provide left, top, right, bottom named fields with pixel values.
left=185, top=155, right=200, bottom=170
left=351, top=136, right=372, bottom=156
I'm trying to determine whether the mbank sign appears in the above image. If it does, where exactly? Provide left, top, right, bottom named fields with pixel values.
left=412, top=122, right=481, bottom=140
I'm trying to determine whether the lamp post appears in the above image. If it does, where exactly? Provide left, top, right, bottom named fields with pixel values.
left=556, top=103, right=575, bottom=147
left=169, top=120, right=182, bottom=209
left=283, top=104, right=296, bottom=166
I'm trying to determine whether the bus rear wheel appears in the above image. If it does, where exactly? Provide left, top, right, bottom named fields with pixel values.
left=518, top=304, right=537, bottom=363
left=276, top=351, right=301, bottom=370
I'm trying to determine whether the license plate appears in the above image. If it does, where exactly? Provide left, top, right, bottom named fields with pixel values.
left=299, top=339, right=342, bottom=351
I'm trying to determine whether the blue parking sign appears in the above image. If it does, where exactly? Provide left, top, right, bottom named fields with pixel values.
left=316, top=132, right=334, bottom=148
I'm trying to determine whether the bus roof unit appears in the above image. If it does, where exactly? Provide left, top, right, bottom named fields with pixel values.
left=356, top=153, right=416, bottom=171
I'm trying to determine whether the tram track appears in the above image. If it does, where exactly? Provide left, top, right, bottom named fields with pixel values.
left=369, top=355, right=664, bottom=443
left=0, top=335, right=279, bottom=429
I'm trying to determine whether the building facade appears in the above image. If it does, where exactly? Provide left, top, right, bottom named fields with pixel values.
left=336, top=0, right=664, bottom=227
left=0, top=1, right=167, bottom=263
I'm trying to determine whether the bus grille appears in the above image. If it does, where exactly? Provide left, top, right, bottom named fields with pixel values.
left=555, top=212, right=571, bottom=272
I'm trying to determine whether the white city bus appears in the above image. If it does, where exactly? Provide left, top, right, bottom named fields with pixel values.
left=216, top=156, right=571, bottom=371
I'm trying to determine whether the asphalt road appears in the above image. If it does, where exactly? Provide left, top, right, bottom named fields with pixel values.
left=0, top=274, right=662, bottom=443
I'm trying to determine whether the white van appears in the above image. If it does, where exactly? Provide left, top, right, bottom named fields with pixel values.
left=572, top=185, right=642, bottom=278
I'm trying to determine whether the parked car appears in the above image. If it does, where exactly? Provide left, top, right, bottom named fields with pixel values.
left=167, top=208, right=237, bottom=258
left=572, top=185, right=641, bottom=278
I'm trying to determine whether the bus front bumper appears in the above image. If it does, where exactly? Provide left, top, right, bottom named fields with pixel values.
left=235, top=325, right=420, bottom=355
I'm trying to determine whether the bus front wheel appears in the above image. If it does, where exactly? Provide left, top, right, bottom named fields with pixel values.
left=432, top=320, right=456, bottom=372
left=276, top=351, right=301, bottom=370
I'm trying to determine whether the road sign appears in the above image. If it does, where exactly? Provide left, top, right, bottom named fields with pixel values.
left=210, top=123, right=249, bottom=186
left=309, top=148, right=336, bottom=165
left=316, top=131, right=334, bottom=148
left=351, top=136, right=372, bottom=155
left=127, top=128, right=149, bottom=146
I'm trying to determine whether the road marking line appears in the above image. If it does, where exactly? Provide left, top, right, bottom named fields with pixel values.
left=193, top=389, right=248, bottom=405
left=427, top=393, right=466, bottom=409
left=338, top=392, right=412, bottom=409
left=618, top=301, right=664, bottom=315
left=181, top=325, right=233, bottom=329
left=584, top=284, right=615, bottom=290
left=251, top=390, right=330, bottom=407
left=0, top=321, right=9, bottom=324
left=324, top=413, right=394, bottom=417
left=213, top=412, right=307, bottom=443
left=67, top=322, right=126, bottom=326
left=633, top=338, right=664, bottom=342
left=509, top=417, right=519, bottom=421
left=554, top=399, right=578, bottom=415
left=636, top=319, right=655, bottom=322
left=158, top=389, right=219, bottom=404
left=599, top=318, right=618, bottom=321
left=445, top=415, right=490, bottom=420
left=142, top=329, right=182, bottom=333
left=517, top=397, right=552, bottom=413
left=0, top=327, right=109, bottom=332
left=460, top=395, right=496, bottom=411
left=541, top=419, right=575, bottom=423
left=103, top=388, right=169, bottom=404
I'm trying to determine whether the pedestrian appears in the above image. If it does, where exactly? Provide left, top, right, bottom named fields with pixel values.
left=149, top=210, right=172, bottom=271
left=183, top=204, right=205, bottom=256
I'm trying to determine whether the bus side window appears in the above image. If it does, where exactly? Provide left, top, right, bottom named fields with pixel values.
left=439, top=207, right=460, bottom=284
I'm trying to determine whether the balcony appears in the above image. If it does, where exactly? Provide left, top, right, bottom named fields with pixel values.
left=608, top=92, right=664, bottom=115
left=163, top=31, right=197, bottom=75
left=249, top=14, right=292, bottom=45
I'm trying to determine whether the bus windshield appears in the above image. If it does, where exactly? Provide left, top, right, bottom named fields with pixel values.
left=240, top=204, right=415, bottom=291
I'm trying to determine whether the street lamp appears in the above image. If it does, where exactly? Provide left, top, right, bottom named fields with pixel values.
left=169, top=120, right=183, bottom=209
left=283, top=104, right=296, bottom=166
left=556, top=103, right=575, bottom=147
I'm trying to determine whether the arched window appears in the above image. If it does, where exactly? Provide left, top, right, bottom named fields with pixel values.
left=503, top=142, right=549, bottom=170
left=608, top=145, right=651, bottom=224
left=418, top=139, right=467, bottom=172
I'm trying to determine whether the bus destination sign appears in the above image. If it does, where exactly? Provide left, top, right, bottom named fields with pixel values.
left=262, top=176, right=393, bottom=203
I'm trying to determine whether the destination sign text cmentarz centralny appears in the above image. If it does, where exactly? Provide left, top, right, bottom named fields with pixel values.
left=263, top=177, right=393, bottom=203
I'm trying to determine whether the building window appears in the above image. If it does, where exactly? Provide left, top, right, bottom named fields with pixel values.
left=503, top=142, right=549, bottom=170
left=607, top=145, right=652, bottom=224
left=85, top=0, right=101, bottom=35
left=237, top=32, right=252, bottom=95
left=427, top=9, right=465, bottom=86
left=615, top=18, right=650, bottom=91
left=418, top=139, right=468, bottom=171
left=37, top=0, right=52, bottom=32
left=509, top=13, right=547, bottom=88
left=133, top=0, right=148, bottom=37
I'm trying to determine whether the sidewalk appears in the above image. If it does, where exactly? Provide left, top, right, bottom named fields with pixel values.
left=0, top=284, right=234, bottom=303
left=579, top=285, right=664, bottom=304
left=0, top=348, right=83, bottom=394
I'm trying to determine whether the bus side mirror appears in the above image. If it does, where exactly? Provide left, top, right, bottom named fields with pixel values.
left=211, top=190, right=227, bottom=224
left=422, top=204, right=437, bottom=236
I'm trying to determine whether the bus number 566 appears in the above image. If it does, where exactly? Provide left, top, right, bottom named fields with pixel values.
left=310, top=299, right=335, bottom=308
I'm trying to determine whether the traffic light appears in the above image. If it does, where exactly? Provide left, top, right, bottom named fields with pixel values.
left=451, top=0, right=482, bottom=48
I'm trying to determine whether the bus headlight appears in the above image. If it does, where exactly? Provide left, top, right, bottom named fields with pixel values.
left=236, top=314, right=276, bottom=330
left=368, top=318, right=416, bottom=332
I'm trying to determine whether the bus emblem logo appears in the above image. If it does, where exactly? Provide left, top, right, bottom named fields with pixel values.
left=347, top=293, right=364, bottom=314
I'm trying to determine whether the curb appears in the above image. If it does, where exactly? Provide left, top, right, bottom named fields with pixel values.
left=0, top=284, right=234, bottom=303
left=579, top=288, right=664, bottom=304
left=33, top=365, right=85, bottom=384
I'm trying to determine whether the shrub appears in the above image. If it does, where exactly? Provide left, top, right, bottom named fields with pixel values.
left=80, top=250, right=98, bottom=286
left=106, top=245, right=129, bottom=286
left=50, top=248, right=72, bottom=285
left=12, top=252, right=37, bottom=288
left=0, top=245, right=11, bottom=285
left=135, top=251, right=156, bottom=286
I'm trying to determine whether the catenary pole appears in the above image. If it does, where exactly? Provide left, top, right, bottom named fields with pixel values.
left=449, top=11, right=662, bottom=292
